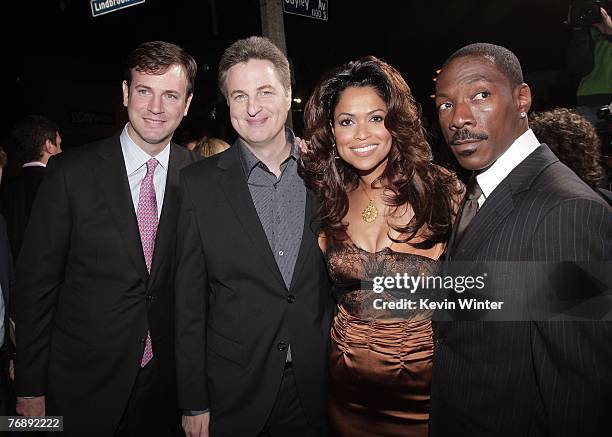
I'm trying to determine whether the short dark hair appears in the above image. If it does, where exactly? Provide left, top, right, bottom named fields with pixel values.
left=443, top=43, right=524, bottom=86
left=11, top=115, right=59, bottom=164
left=530, top=108, right=603, bottom=188
left=218, top=36, right=290, bottom=98
left=124, top=41, right=197, bottom=96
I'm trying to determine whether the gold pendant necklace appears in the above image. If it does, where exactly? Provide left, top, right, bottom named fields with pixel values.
left=360, top=182, right=379, bottom=223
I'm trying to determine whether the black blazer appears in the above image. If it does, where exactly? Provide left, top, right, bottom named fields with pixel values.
left=175, top=145, right=334, bottom=436
left=430, top=145, right=612, bottom=437
left=1, top=165, right=46, bottom=258
left=0, top=215, right=13, bottom=340
left=14, top=135, right=198, bottom=436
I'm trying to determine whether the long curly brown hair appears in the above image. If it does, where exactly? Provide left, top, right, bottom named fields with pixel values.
left=530, top=108, right=603, bottom=188
left=300, top=56, right=461, bottom=248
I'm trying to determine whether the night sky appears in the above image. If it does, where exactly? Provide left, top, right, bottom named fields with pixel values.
left=2, top=0, right=578, bottom=157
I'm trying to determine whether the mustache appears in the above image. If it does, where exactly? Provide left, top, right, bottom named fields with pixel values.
left=450, top=129, right=488, bottom=145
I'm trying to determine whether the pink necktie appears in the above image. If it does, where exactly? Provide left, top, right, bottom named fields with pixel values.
left=137, top=158, right=159, bottom=367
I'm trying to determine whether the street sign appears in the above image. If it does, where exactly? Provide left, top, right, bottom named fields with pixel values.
left=90, top=0, right=145, bottom=18
left=283, top=0, right=328, bottom=21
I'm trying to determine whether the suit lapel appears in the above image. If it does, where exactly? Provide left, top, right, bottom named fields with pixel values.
left=93, top=137, right=148, bottom=282
left=218, top=147, right=286, bottom=289
left=453, top=145, right=558, bottom=260
left=149, top=144, right=190, bottom=285
left=453, top=182, right=514, bottom=259
left=289, top=188, right=318, bottom=292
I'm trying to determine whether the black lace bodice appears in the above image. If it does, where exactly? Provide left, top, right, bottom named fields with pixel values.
left=325, top=236, right=440, bottom=320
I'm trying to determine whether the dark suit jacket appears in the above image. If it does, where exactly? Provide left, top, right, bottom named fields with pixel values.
left=0, top=214, right=13, bottom=416
left=0, top=215, right=13, bottom=335
left=430, top=145, right=612, bottom=437
left=1, top=165, right=46, bottom=259
left=175, top=145, right=334, bottom=436
left=14, top=135, right=198, bottom=436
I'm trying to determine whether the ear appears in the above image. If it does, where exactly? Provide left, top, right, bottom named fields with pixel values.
left=122, top=80, right=129, bottom=108
left=514, top=83, right=532, bottom=115
left=285, top=87, right=292, bottom=112
left=42, top=139, right=54, bottom=155
left=184, top=93, right=193, bottom=116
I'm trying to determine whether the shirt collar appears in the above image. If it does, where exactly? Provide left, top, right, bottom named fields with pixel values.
left=22, top=161, right=46, bottom=168
left=476, top=128, right=540, bottom=202
left=239, top=127, right=298, bottom=177
left=120, top=123, right=170, bottom=176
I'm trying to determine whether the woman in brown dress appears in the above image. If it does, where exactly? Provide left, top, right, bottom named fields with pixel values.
left=300, top=57, right=462, bottom=436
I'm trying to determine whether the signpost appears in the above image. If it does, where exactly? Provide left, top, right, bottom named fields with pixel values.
left=90, top=0, right=145, bottom=18
left=283, top=0, right=328, bottom=21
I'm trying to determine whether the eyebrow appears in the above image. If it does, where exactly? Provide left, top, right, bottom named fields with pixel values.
left=134, top=84, right=181, bottom=95
left=230, top=85, right=274, bottom=97
left=336, top=108, right=386, bottom=117
left=435, top=74, right=491, bottom=99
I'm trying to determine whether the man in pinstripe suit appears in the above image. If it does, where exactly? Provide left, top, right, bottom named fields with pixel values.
left=430, top=43, right=612, bottom=437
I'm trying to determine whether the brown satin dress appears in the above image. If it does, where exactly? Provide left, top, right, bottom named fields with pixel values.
left=325, top=235, right=438, bottom=437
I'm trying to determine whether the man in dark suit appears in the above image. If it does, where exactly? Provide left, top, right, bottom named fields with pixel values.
left=0, top=149, right=15, bottom=417
left=176, top=36, right=334, bottom=437
left=1, top=115, right=62, bottom=259
left=0, top=215, right=13, bottom=416
left=14, top=41, right=198, bottom=436
left=430, top=43, right=612, bottom=436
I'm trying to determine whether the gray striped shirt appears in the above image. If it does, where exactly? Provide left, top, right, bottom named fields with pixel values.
left=239, top=129, right=306, bottom=289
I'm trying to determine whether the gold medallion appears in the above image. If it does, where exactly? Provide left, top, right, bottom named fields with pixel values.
left=361, top=199, right=379, bottom=223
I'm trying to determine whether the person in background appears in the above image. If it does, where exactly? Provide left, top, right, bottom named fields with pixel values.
left=193, top=136, right=230, bottom=158
left=175, top=129, right=200, bottom=151
left=567, top=5, right=612, bottom=130
left=0, top=144, right=13, bottom=416
left=0, top=146, right=7, bottom=182
left=14, top=41, right=198, bottom=436
left=530, top=107, right=611, bottom=201
left=1, top=115, right=62, bottom=258
left=567, top=3, right=612, bottom=177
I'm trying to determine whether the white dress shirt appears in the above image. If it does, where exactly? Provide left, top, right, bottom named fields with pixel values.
left=476, top=128, right=541, bottom=207
left=22, top=161, right=46, bottom=168
left=120, top=124, right=170, bottom=219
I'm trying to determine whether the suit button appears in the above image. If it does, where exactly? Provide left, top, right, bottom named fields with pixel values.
left=139, top=337, right=146, bottom=344
left=286, top=294, right=295, bottom=303
left=146, top=294, right=154, bottom=302
left=277, top=341, right=288, bottom=351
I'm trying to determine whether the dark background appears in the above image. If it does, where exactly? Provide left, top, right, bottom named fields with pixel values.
left=0, top=0, right=581, bottom=171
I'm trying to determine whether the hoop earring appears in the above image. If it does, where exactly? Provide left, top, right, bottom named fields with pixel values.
left=520, top=111, right=527, bottom=118
left=332, top=143, right=340, bottom=160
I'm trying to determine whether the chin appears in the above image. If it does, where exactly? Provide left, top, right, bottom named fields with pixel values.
left=457, top=158, right=492, bottom=172
left=350, top=157, right=388, bottom=175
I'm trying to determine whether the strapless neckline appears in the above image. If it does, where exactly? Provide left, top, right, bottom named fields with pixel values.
left=345, top=232, right=439, bottom=262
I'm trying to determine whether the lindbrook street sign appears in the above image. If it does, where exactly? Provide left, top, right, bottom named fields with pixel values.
left=283, top=0, right=328, bottom=21
left=90, top=0, right=145, bottom=17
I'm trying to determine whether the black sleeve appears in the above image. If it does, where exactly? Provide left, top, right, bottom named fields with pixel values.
left=175, top=170, right=211, bottom=411
left=14, top=157, right=71, bottom=396
left=530, top=198, right=612, bottom=437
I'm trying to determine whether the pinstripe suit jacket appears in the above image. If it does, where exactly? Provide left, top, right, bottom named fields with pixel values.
left=430, top=145, right=612, bottom=437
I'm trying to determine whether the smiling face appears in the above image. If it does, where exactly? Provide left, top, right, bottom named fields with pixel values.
left=122, top=64, right=192, bottom=154
left=225, top=59, right=291, bottom=151
left=435, top=55, right=531, bottom=171
left=332, top=86, right=393, bottom=179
